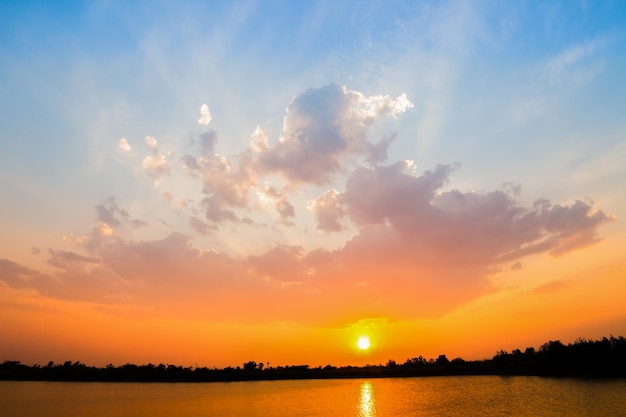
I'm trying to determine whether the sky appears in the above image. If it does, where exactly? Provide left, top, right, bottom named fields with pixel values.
left=1, top=0, right=625, bottom=368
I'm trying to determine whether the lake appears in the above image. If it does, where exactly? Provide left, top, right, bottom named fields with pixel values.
left=2, top=376, right=625, bottom=416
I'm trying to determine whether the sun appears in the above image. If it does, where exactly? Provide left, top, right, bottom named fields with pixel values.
left=357, top=335, right=371, bottom=350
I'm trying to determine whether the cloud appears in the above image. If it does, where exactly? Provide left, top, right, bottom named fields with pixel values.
left=0, top=259, right=41, bottom=289
left=250, top=125, right=269, bottom=152
left=138, top=135, right=171, bottom=177
left=198, top=131, right=218, bottom=157
left=257, top=186, right=296, bottom=225
left=94, top=198, right=146, bottom=231
left=80, top=223, right=118, bottom=253
left=308, top=189, right=345, bottom=232
left=201, top=153, right=254, bottom=205
left=366, top=132, right=396, bottom=165
left=275, top=199, right=295, bottom=225
left=161, top=191, right=187, bottom=208
left=248, top=245, right=307, bottom=282
left=532, top=280, right=567, bottom=295
left=130, top=219, right=148, bottom=228
left=0, top=170, right=612, bottom=323
left=0, top=84, right=614, bottom=326
left=342, top=161, right=450, bottom=227
left=145, top=136, right=158, bottom=150
left=336, top=162, right=612, bottom=266
left=181, top=155, right=200, bottom=176
left=47, top=249, right=99, bottom=270
left=96, top=197, right=128, bottom=226
left=202, top=196, right=238, bottom=223
left=0, top=257, right=128, bottom=305
left=545, top=38, right=597, bottom=72
left=189, top=216, right=217, bottom=235
left=181, top=139, right=256, bottom=224
left=197, top=103, right=212, bottom=126
left=117, top=138, right=132, bottom=153
left=253, top=84, right=413, bottom=185
left=142, top=153, right=170, bottom=177
left=177, top=85, right=413, bottom=227
left=543, top=37, right=610, bottom=86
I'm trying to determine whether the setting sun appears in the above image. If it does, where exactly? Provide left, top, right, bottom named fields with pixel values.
left=357, top=336, right=371, bottom=350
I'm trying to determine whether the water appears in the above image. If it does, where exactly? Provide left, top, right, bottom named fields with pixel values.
left=1, top=376, right=625, bottom=416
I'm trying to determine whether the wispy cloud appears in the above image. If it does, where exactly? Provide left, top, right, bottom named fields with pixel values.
left=544, top=36, right=610, bottom=85
left=532, top=280, right=568, bottom=295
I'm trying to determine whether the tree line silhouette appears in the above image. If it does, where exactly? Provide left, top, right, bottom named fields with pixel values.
left=2, top=336, right=625, bottom=382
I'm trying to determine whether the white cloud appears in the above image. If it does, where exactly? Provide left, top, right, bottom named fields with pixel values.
left=197, top=103, right=212, bottom=126
left=250, top=126, right=269, bottom=152
left=353, top=91, right=414, bottom=120
left=117, top=138, right=132, bottom=153
left=145, top=136, right=158, bottom=150
left=142, top=153, right=170, bottom=177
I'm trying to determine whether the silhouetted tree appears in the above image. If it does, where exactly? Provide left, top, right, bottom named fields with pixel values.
left=450, top=357, right=465, bottom=365
left=404, top=356, right=427, bottom=367
left=436, top=355, right=450, bottom=366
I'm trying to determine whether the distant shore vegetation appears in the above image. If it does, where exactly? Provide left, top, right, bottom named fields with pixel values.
left=2, top=336, right=625, bottom=382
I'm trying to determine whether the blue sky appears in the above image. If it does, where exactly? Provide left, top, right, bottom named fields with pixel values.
left=1, top=1, right=625, bottom=366
left=3, top=1, right=624, bottom=193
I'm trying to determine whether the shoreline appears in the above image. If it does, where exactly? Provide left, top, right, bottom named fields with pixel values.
left=2, top=361, right=624, bottom=383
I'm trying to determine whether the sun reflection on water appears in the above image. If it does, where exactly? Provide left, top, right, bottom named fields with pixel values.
left=358, top=382, right=376, bottom=417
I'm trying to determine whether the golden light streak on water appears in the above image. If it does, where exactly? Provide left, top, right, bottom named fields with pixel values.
left=358, top=381, right=376, bottom=417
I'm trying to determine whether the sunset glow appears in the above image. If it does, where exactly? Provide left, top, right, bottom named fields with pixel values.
left=1, top=1, right=625, bottom=370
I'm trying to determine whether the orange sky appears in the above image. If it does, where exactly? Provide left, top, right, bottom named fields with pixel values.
left=2, top=221, right=624, bottom=368
left=1, top=1, right=625, bottom=369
